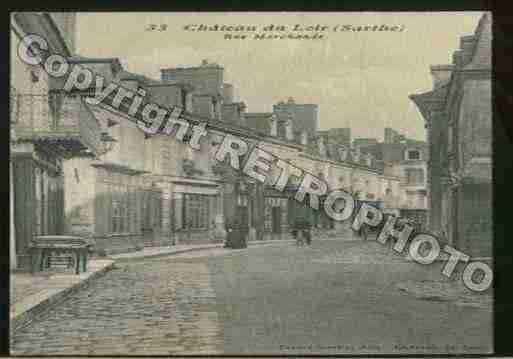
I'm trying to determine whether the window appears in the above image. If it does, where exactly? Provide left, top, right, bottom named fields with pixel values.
left=141, top=190, right=162, bottom=230
left=110, top=184, right=129, bottom=233
left=406, top=150, right=421, bottom=160
left=405, top=168, right=424, bottom=184
left=183, top=194, right=210, bottom=230
left=154, top=192, right=162, bottom=229
left=141, top=191, right=151, bottom=230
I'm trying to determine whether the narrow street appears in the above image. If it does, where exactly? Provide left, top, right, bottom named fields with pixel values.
left=11, top=240, right=492, bottom=355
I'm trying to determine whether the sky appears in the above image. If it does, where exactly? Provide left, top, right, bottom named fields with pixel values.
left=76, top=12, right=484, bottom=142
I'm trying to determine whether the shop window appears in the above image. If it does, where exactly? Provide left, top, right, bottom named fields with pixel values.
left=154, top=192, right=162, bottom=229
left=141, top=190, right=162, bottom=230
left=183, top=194, right=210, bottom=230
left=110, top=184, right=129, bottom=233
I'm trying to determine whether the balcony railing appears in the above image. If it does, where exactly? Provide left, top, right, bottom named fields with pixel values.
left=11, top=93, right=103, bottom=157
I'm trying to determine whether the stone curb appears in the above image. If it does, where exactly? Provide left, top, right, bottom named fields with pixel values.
left=248, top=239, right=296, bottom=245
left=10, top=260, right=114, bottom=336
left=111, top=240, right=306, bottom=261
left=110, top=244, right=225, bottom=261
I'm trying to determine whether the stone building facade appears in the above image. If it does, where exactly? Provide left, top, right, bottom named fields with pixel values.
left=249, top=112, right=403, bottom=240
left=273, top=97, right=319, bottom=142
left=347, top=129, right=429, bottom=227
left=11, top=13, right=415, bottom=259
left=410, top=12, right=492, bottom=257
left=57, top=59, right=168, bottom=254
left=10, top=13, right=104, bottom=269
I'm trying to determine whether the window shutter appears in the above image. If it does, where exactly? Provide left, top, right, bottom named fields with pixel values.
left=174, top=194, right=183, bottom=230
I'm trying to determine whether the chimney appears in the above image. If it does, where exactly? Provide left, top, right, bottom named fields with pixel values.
left=318, top=136, right=327, bottom=157
left=285, top=118, right=294, bottom=141
left=300, top=131, right=309, bottom=145
left=338, top=146, right=348, bottom=161
left=222, top=83, right=234, bottom=103
left=460, top=35, right=477, bottom=65
left=365, top=153, right=373, bottom=167
left=351, top=148, right=361, bottom=163
left=452, top=50, right=463, bottom=67
left=429, top=65, right=453, bottom=89
left=270, top=114, right=278, bottom=136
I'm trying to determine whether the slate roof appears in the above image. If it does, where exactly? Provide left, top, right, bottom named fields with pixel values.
left=463, top=12, right=492, bottom=71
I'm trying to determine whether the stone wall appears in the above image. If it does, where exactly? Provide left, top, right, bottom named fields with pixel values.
left=458, top=183, right=492, bottom=257
left=63, top=157, right=97, bottom=235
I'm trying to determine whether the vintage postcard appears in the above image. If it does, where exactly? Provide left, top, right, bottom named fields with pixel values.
left=9, top=11, right=492, bottom=355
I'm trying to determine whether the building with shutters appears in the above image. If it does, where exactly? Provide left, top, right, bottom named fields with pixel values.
left=10, top=13, right=105, bottom=270
left=356, top=130, right=429, bottom=221
left=10, top=12, right=413, bottom=259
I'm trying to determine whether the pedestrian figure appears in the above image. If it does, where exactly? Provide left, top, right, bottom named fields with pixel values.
left=360, top=223, right=369, bottom=241
left=291, top=218, right=312, bottom=247
left=353, top=210, right=368, bottom=241
left=305, top=228, right=312, bottom=246
left=295, top=229, right=306, bottom=247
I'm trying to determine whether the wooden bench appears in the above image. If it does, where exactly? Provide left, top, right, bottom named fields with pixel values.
left=29, top=235, right=93, bottom=275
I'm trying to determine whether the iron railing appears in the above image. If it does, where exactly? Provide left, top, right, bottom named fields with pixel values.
left=11, top=92, right=102, bottom=155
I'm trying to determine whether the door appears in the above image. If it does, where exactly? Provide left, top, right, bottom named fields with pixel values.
left=272, top=207, right=281, bottom=234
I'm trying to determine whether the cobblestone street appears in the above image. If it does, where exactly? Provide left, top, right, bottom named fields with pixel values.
left=11, top=253, right=224, bottom=355
left=10, top=240, right=493, bottom=355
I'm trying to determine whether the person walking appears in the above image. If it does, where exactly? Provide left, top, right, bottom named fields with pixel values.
left=360, top=222, right=369, bottom=241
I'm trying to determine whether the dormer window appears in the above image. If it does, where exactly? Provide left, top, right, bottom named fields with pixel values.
left=406, top=149, right=421, bottom=160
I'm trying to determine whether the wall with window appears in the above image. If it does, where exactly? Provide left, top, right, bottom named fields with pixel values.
left=404, top=148, right=422, bottom=161
left=171, top=183, right=222, bottom=243
left=379, top=176, right=401, bottom=208
left=404, top=167, right=425, bottom=184
left=11, top=23, right=63, bottom=269
left=63, top=164, right=163, bottom=254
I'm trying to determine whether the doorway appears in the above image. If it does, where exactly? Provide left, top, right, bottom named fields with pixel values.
left=271, top=207, right=281, bottom=234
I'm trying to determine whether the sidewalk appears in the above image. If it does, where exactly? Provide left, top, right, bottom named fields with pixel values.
left=108, top=240, right=299, bottom=260
left=109, top=236, right=356, bottom=260
left=109, top=243, right=224, bottom=260
left=10, top=259, right=114, bottom=334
